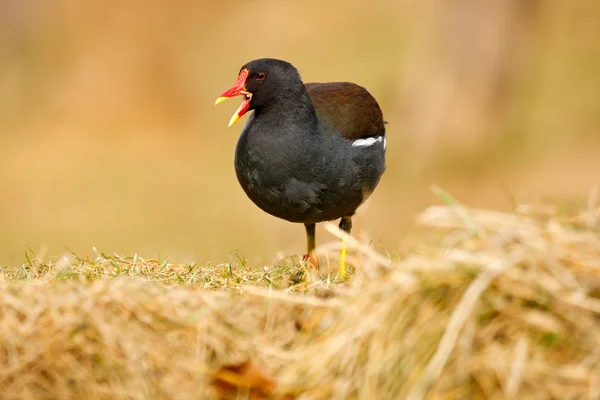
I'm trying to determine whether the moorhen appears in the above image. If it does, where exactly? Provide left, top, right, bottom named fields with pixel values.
left=215, top=58, right=386, bottom=278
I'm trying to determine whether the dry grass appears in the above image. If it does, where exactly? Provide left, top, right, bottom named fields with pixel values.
left=1, top=195, right=600, bottom=399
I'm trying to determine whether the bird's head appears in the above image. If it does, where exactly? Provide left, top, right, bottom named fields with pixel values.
left=215, top=58, right=303, bottom=127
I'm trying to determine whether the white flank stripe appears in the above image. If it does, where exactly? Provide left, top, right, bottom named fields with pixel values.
left=352, top=136, right=385, bottom=148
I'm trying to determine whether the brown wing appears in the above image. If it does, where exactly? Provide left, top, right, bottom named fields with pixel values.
left=305, top=82, right=385, bottom=140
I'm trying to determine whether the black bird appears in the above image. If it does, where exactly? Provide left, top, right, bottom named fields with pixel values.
left=215, top=58, right=386, bottom=277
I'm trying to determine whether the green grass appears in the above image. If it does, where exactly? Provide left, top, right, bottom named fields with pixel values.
left=5, top=249, right=311, bottom=290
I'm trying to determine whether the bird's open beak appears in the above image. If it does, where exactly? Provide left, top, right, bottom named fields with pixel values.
left=215, top=68, right=252, bottom=127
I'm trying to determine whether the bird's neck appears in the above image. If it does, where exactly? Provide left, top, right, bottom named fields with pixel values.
left=253, top=89, right=320, bottom=134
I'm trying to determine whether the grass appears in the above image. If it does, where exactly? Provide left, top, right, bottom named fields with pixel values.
left=1, top=198, right=599, bottom=399
left=10, top=249, right=306, bottom=290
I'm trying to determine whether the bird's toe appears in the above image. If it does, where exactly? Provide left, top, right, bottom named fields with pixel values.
left=302, top=253, right=320, bottom=270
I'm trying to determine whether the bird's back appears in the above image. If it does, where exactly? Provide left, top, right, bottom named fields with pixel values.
left=305, top=82, right=385, bottom=140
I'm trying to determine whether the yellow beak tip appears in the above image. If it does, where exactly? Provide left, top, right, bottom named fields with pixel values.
left=215, top=96, right=229, bottom=106
left=228, top=114, right=240, bottom=128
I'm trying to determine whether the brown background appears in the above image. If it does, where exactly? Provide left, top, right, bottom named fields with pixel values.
left=1, top=0, right=598, bottom=265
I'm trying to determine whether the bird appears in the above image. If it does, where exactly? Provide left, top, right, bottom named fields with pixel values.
left=215, top=58, right=386, bottom=278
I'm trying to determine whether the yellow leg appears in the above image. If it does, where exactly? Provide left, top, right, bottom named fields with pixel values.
left=339, top=238, right=347, bottom=279
left=338, top=217, right=352, bottom=279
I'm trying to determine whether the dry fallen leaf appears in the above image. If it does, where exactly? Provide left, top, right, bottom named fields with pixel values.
left=212, top=359, right=292, bottom=400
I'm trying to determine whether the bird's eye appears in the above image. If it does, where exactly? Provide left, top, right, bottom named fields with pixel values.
left=256, top=72, right=266, bottom=81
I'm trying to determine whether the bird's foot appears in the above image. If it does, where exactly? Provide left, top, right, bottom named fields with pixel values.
left=302, top=253, right=319, bottom=270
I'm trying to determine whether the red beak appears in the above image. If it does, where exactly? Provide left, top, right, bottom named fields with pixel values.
left=215, top=68, right=252, bottom=127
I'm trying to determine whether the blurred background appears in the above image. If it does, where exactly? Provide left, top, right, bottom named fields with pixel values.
left=0, top=0, right=599, bottom=266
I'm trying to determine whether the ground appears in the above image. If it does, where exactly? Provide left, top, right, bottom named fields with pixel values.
left=1, top=198, right=599, bottom=399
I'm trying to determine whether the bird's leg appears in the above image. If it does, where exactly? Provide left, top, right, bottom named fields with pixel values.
left=302, top=223, right=318, bottom=269
left=338, top=216, right=352, bottom=279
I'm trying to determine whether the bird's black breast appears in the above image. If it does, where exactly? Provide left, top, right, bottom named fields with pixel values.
left=234, top=122, right=330, bottom=223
